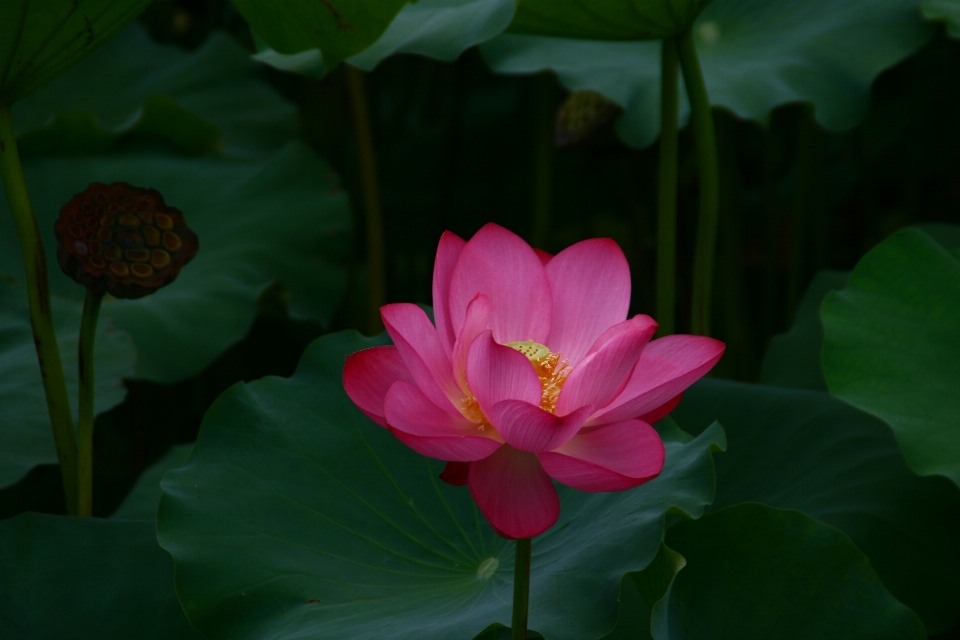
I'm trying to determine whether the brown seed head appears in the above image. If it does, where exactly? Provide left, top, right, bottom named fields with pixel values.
left=554, top=90, right=622, bottom=148
left=54, top=182, right=199, bottom=299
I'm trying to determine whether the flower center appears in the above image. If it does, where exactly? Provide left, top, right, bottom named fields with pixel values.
left=506, top=341, right=570, bottom=414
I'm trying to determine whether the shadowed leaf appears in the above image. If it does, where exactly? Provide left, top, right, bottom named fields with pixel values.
left=157, top=331, right=726, bottom=640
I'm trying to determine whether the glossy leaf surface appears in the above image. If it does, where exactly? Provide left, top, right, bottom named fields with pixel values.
left=759, top=270, right=849, bottom=391
left=157, top=331, right=725, bottom=640
left=254, top=0, right=516, bottom=78
left=822, top=227, right=960, bottom=486
left=673, top=377, right=960, bottom=633
left=350, top=0, right=516, bottom=70
left=0, top=280, right=135, bottom=489
left=923, top=0, right=960, bottom=37
left=661, top=503, right=926, bottom=639
left=0, top=144, right=349, bottom=382
left=112, top=444, right=192, bottom=520
left=483, top=0, right=933, bottom=147
left=602, top=543, right=685, bottom=640
left=13, top=24, right=298, bottom=158
left=231, top=0, right=410, bottom=69
left=0, top=0, right=150, bottom=103
left=509, top=0, right=712, bottom=41
left=0, top=513, right=203, bottom=639
left=0, top=26, right=350, bottom=382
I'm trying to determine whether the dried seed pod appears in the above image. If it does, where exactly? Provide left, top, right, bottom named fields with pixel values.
left=54, top=182, right=199, bottom=299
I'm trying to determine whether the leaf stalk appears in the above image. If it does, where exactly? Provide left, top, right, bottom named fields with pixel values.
left=346, top=65, right=387, bottom=335
left=676, top=30, right=720, bottom=337
left=656, top=39, right=680, bottom=336
left=0, top=102, right=78, bottom=514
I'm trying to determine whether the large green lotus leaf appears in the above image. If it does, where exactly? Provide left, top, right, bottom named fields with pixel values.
left=231, top=0, right=411, bottom=70
left=0, top=512, right=203, bottom=639
left=822, top=227, right=960, bottom=486
left=482, top=36, right=663, bottom=148
left=0, top=0, right=150, bottom=104
left=254, top=0, right=516, bottom=79
left=156, top=331, right=726, bottom=640
left=0, top=278, right=135, bottom=489
left=508, top=0, right=712, bottom=41
left=920, top=221, right=960, bottom=250
left=350, top=0, right=515, bottom=69
left=760, top=270, right=849, bottom=391
left=0, top=143, right=350, bottom=382
left=658, top=503, right=925, bottom=639
left=672, top=378, right=960, bottom=634
left=602, top=543, right=686, bottom=640
left=12, top=23, right=298, bottom=158
left=762, top=224, right=959, bottom=392
left=482, top=0, right=933, bottom=148
left=922, top=0, right=960, bottom=37
left=111, top=444, right=192, bottom=520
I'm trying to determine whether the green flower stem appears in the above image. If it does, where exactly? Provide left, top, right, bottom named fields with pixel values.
left=656, top=39, right=680, bottom=337
left=676, top=31, right=720, bottom=337
left=77, top=289, right=104, bottom=517
left=0, top=103, right=79, bottom=515
left=345, top=65, right=386, bottom=336
left=511, top=538, right=532, bottom=640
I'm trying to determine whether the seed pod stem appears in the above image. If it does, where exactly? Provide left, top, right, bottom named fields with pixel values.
left=77, top=289, right=104, bottom=517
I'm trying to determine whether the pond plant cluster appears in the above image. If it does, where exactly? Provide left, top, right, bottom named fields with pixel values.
left=1, top=0, right=959, bottom=638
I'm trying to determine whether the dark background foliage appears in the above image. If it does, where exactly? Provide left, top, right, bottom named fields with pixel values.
left=4, top=0, right=959, bottom=544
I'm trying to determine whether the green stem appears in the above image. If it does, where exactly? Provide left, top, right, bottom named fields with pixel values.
left=656, top=39, right=680, bottom=336
left=511, top=538, right=532, bottom=640
left=345, top=65, right=386, bottom=335
left=532, top=74, right=554, bottom=250
left=676, top=31, right=720, bottom=337
left=77, top=289, right=103, bottom=517
left=0, top=103, right=79, bottom=515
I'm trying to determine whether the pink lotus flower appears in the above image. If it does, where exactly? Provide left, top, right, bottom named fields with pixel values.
left=344, top=224, right=724, bottom=539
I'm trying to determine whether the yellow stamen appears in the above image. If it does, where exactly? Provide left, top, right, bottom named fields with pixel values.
left=458, top=341, right=572, bottom=428
left=506, top=341, right=570, bottom=413
left=461, top=395, right=486, bottom=428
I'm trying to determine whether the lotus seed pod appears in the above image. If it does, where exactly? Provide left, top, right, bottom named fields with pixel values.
left=554, top=90, right=622, bottom=148
left=54, top=182, right=199, bottom=299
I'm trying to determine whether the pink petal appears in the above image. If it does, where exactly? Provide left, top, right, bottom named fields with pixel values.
left=432, top=231, right=466, bottom=354
left=555, top=316, right=657, bottom=417
left=343, top=346, right=414, bottom=427
left=448, top=223, right=552, bottom=345
left=385, top=381, right=502, bottom=462
left=381, top=303, right=462, bottom=414
left=639, top=392, right=683, bottom=425
left=440, top=461, right=470, bottom=486
left=538, top=419, right=664, bottom=492
left=452, top=294, right=491, bottom=394
left=545, top=238, right=632, bottom=366
left=584, top=314, right=657, bottom=360
left=466, top=331, right=542, bottom=419
left=534, top=248, right=553, bottom=265
left=489, top=401, right=593, bottom=453
left=589, top=335, right=725, bottom=425
left=469, top=445, right=560, bottom=539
